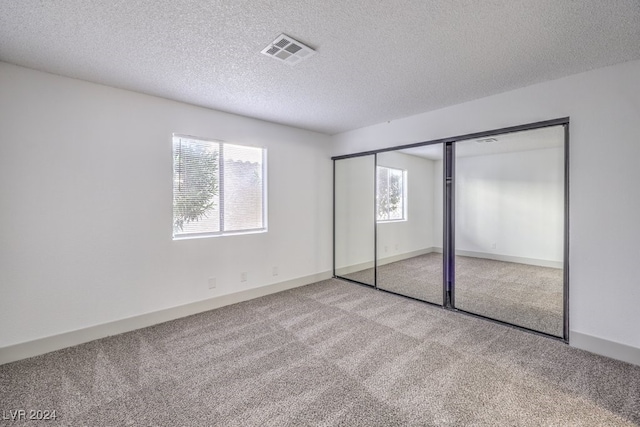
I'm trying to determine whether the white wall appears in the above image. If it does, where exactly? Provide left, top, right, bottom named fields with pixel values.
left=332, top=59, right=640, bottom=356
left=454, top=147, right=564, bottom=264
left=0, top=62, right=333, bottom=348
left=376, top=151, right=437, bottom=260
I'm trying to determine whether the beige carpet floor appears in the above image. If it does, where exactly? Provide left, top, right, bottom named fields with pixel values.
left=1, top=279, right=637, bottom=426
left=343, top=253, right=564, bottom=336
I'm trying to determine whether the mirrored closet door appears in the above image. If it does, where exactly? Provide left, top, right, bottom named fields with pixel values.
left=333, top=119, right=568, bottom=340
left=334, top=155, right=376, bottom=286
left=453, top=125, right=566, bottom=336
left=375, top=147, right=443, bottom=304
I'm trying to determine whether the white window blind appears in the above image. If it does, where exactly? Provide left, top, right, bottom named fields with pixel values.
left=377, top=166, right=406, bottom=222
left=173, top=135, right=266, bottom=238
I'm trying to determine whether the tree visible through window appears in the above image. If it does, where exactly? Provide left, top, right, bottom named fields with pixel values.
left=377, top=166, right=406, bottom=221
left=173, top=135, right=266, bottom=238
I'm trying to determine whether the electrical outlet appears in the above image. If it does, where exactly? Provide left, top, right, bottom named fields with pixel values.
left=491, top=242, right=497, bottom=249
left=384, top=246, right=388, bottom=253
left=272, top=266, right=279, bottom=276
left=208, top=277, right=216, bottom=289
left=240, top=272, right=247, bottom=282
left=394, top=244, right=399, bottom=250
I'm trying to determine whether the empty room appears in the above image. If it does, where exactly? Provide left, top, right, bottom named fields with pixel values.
left=1, top=1, right=639, bottom=426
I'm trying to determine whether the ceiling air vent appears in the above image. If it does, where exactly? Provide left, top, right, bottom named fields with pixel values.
left=475, top=137, right=499, bottom=144
left=261, top=34, right=316, bottom=66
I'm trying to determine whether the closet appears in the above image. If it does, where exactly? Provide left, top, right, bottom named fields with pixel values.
left=333, top=119, right=569, bottom=339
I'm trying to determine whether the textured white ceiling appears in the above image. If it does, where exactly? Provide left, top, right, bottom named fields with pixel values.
left=1, top=1, right=639, bottom=135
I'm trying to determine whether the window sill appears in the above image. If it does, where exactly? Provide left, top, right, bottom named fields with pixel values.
left=173, top=228, right=267, bottom=240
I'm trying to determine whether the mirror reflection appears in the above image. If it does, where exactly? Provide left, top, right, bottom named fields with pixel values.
left=334, top=155, right=375, bottom=286
left=375, top=147, right=443, bottom=304
left=454, top=126, right=565, bottom=336
left=333, top=123, right=566, bottom=337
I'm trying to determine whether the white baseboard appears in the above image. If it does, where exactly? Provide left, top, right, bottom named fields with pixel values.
left=570, top=331, right=640, bottom=367
left=0, top=271, right=332, bottom=366
left=434, top=247, right=563, bottom=269
left=335, top=261, right=375, bottom=276
left=377, top=248, right=435, bottom=266
left=335, top=247, right=436, bottom=276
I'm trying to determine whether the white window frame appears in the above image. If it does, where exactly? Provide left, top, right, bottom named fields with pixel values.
left=172, top=134, right=267, bottom=240
left=376, top=165, right=407, bottom=223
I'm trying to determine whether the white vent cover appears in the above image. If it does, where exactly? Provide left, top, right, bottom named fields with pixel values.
left=475, top=137, right=499, bottom=144
left=261, top=34, right=316, bottom=66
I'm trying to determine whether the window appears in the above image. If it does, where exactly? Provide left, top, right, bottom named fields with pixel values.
left=377, top=166, right=406, bottom=222
left=172, top=135, right=266, bottom=239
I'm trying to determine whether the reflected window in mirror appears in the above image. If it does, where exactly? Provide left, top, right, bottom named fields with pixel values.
left=377, top=166, right=406, bottom=222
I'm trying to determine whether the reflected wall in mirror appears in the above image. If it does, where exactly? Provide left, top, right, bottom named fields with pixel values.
left=453, top=125, right=565, bottom=336
left=334, top=155, right=375, bottom=286
left=376, top=147, right=443, bottom=304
